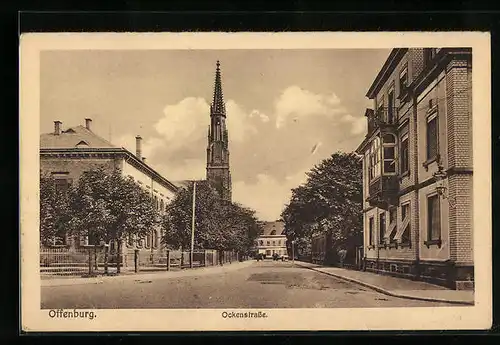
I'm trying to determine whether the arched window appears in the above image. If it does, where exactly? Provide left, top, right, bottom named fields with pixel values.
left=369, top=137, right=381, bottom=180
left=382, top=133, right=397, bottom=174
left=154, top=195, right=158, bottom=210
left=145, top=233, right=151, bottom=248
left=270, top=230, right=276, bottom=235
left=153, top=229, right=159, bottom=249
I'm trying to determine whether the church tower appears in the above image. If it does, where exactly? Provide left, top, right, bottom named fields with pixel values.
left=206, top=60, right=232, bottom=202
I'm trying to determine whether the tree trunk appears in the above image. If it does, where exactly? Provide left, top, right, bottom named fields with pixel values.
left=104, top=241, right=109, bottom=275
left=116, top=239, right=121, bottom=274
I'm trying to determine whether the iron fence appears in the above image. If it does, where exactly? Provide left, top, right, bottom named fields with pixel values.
left=40, top=246, right=239, bottom=276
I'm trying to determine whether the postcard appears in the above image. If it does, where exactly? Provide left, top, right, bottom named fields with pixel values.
left=20, top=31, right=492, bottom=332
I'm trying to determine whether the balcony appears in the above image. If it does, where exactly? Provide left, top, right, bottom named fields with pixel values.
left=367, top=107, right=398, bottom=135
left=367, top=175, right=399, bottom=210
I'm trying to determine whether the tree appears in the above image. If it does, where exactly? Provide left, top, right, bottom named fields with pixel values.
left=40, top=172, right=72, bottom=246
left=69, top=167, right=160, bottom=273
left=281, top=151, right=363, bottom=265
left=162, top=180, right=262, bottom=260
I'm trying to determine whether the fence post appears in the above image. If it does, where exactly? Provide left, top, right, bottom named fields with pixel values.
left=167, top=250, right=170, bottom=271
left=204, top=250, right=208, bottom=267
left=134, top=249, right=139, bottom=273
left=104, top=244, right=109, bottom=275
left=87, top=248, right=92, bottom=276
left=94, top=246, right=98, bottom=271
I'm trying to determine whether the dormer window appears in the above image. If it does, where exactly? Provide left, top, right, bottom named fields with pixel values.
left=75, top=140, right=89, bottom=148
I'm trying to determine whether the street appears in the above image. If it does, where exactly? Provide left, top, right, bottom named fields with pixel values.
left=41, top=260, right=452, bottom=309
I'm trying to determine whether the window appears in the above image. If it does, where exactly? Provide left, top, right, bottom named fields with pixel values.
left=423, top=48, right=439, bottom=67
left=160, top=199, right=164, bottom=213
left=368, top=217, right=374, bottom=246
left=127, top=234, right=134, bottom=247
left=426, top=112, right=438, bottom=160
left=272, top=241, right=276, bottom=246
left=145, top=233, right=152, bottom=248
left=153, top=230, right=159, bottom=249
left=379, top=213, right=386, bottom=245
left=259, top=240, right=264, bottom=246
left=387, top=89, right=395, bottom=124
left=399, top=66, right=408, bottom=98
left=382, top=134, right=397, bottom=174
left=369, top=137, right=381, bottom=180
left=400, top=134, right=409, bottom=174
left=267, top=241, right=270, bottom=246
left=401, top=203, right=411, bottom=244
left=270, top=230, right=276, bottom=235
left=427, top=195, right=441, bottom=241
left=53, top=175, right=72, bottom=194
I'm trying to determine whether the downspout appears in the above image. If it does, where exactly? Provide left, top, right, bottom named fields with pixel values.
left=410, top=85, right=421, bottom=278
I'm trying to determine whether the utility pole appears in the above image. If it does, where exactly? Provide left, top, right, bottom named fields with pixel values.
left=190, top=181, right=196, bottom=269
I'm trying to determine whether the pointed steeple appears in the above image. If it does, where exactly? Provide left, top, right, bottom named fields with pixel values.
left=211, top=60, right=226, bottom=116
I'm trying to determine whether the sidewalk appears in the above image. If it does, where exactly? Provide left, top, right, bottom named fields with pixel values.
left=41, top=260, right=255, bottom=287
left=295, top=261, right=474, bottom=305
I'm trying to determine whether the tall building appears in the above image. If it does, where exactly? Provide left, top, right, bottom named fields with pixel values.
left=206, top=60, right=232, bottom=202
left=355, top=48, right=473, bottom=290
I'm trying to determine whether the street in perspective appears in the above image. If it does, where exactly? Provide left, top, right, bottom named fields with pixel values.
left=38, top=47, right=474, bottom=310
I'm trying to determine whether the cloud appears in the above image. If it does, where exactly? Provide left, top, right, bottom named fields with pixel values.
left=275, top=86, right=346, bottom=129
left=250, top=109, right=270, bottom=123
left=233, top=170, right=308, bottom=221
left=341, top=114, right=367, bottom=135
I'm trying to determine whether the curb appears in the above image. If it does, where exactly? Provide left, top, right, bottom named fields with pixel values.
left=42, top=260, right=255, bottom=287
left=296, top=262, right=474, bottom=306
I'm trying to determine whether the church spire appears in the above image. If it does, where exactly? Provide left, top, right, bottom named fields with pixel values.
left=211, top=60, right=226, bottom=116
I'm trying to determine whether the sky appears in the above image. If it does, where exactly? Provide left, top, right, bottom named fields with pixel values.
left=40, top=48, right=391, bottom=221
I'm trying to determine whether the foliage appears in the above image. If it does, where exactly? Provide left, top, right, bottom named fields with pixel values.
left=162, top=180, right=262, bottom=254
left=39, top=172, right=72, bottom=246
left=69, top=167, right=159, bottom=245
left=281, top=151, right=363, bottom=261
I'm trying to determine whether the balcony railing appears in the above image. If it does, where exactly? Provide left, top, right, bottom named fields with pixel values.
left=367, top=107, right=398, bottom=134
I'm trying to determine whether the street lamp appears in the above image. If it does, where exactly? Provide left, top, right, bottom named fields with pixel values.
left=291, top=240, right=295, bottom=265
left=433, top=164, right=447, bottom=198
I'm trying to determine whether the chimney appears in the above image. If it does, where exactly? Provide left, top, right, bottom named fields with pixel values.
left=142, top=157, right=147, bottom=163
left=85, top=118, right=92, bottom=130
left=54, top=121, right=62, bottom=135
left=135, top=135, right=142, bottom=159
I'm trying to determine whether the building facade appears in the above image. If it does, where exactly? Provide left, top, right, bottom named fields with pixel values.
left=206, top=61, right=232, bottom=202
left=253, top=221, right=287, bottom=258
left=40, top=118, right=178, bottom=267
left=356, top=48, right=473, bottom=290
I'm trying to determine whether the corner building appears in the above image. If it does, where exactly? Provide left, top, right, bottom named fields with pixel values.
left=356, top=48, right=473, bottom=290
left=40, top=118, right=178, bottom=268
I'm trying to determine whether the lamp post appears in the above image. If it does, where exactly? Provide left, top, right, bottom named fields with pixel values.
left=190, top=181, right=196, bottom=269
left=433, top=164, right=447, bottom=198
left=291, top=240, right=295, bottom=265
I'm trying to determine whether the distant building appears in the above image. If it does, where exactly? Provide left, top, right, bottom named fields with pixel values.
left=206, top=61, right=232, bottom=202
left=40, top=118, right=178, bottom=267
left=355, top=48, right=473, bottom=290
left=253, top=221, right=287, bottom=258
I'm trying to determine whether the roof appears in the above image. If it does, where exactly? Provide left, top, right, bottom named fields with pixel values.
left=40, top=125, right=116, bottom=149
left=170, top=180, right=193, bottom=189
left=261, top=221, right=285, bottom=236
left=40, top=124, right=179, bottom=193
left=366, top=48, right=408, bottom=99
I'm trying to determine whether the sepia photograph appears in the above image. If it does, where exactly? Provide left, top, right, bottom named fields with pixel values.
left=20, top=32, right=492, bottom=332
